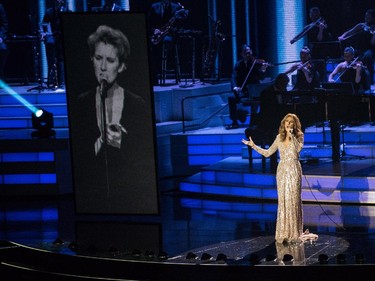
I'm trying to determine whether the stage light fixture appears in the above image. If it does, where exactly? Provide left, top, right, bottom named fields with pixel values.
left=185, top=252, right=198, bottom=260
left=201, top=252, right=213, bottom=261
left=68, top=241, right=78, bottom=251
left=318, top=254, right=329, bottom=264
left=216, top=253, right=227, bottom=262
left=108, top=246, right=119, bottom=256
left=355, top=253, right=365, bottom=264
left=144, top=250, right=155, bottom=258
left=336, top=253, right=346, bottom=264
left=265, top=254, right=277, bottom=262
left=157, top=251, right=168, bottom=260
left=31, top=108, right=55, bottom=138
left=249, top=253, right=261, bottom=265
left=131, top=249, right=142, bottom=258
left=52, top=238, right=64, bottom=245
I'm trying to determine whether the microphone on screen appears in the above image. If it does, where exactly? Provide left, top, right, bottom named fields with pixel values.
left=100, top=79, right=108, bottom=98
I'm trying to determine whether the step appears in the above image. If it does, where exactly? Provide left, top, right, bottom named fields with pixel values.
left=0, top=115, right=69, bottom=129
left=241, top=144, right=375, bottom=159
left=0, top=90, right=67, bottom=105
left=0, top=139, right=71, bottom=194
left=0, top=128, right=70, bottom=139
left=180, top=198, right=375, bottom=228
left=179, top=157, right=375, bottom=204
left=0, top=104, right=67, bottom=117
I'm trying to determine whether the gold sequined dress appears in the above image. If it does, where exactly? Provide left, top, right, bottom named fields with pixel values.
left=252, top=134, right=304, bottom=244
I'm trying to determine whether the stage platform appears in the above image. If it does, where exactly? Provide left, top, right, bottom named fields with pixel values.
left=2, top=82, right=375, bottom=280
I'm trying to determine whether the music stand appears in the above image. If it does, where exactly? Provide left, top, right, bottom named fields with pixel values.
left=320, top=82, right=355, bottom=95
left=321, top=83, right=365, bottom=161
left=309, top=41, right=342, bottom=60
left=27, top=23, right=52, bottom=92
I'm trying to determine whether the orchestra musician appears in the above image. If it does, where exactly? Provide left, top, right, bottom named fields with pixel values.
left=284, top=46, right=320, bottom=91
left=338, top=9, right=375, bottom=84
left=328, top=46, right=370, bottom=94
left=148, top=0, right=188, bottom=85
left=42, top=0, right=71, bottom=89
left=226, top=44, right=269, bottom=130
left=290, top=7, right=331, bottom=46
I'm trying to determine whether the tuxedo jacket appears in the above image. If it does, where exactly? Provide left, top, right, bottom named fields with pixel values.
left=69, top=87, right=157, bottom=213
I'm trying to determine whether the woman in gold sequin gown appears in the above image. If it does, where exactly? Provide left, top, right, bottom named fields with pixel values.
left=242, top=113, right=305, bottom=244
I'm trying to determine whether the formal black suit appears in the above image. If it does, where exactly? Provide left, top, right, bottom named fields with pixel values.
left=69, top=86, right=158, bottom=214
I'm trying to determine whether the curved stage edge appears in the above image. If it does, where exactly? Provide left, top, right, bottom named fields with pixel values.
left=1, top=236, right=374, bottom=281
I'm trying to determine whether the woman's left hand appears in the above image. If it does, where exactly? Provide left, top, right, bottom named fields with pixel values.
left=242, top=137, right=254, bottom=147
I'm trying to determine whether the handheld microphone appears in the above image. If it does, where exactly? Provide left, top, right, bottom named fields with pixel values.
left=289, top=128, right=293, bottom=140
left=100, top=79, right=108, bottom=98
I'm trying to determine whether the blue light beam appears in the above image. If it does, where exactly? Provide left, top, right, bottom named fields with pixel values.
left=0, top=80, right=39, bottom=114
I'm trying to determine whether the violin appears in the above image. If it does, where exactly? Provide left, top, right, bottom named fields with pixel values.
left=363, top=23, right=375, bottom=34
left=253, top=58, right=273, bottom=67
left=314, top=18, right=327, bottom=29
left=347, top=59, right=367, bottom=70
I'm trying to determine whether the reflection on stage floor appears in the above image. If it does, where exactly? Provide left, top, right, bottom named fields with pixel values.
left=2, top=173, right=375, bottom=268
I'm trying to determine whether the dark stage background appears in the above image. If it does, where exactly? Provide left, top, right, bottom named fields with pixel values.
left=1, top=0, right=374, bottom=83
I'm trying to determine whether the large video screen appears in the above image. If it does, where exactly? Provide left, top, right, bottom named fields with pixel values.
left=61, top=12, right=159, bottom=215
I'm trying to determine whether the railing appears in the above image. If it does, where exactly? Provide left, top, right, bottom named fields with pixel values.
left=181, top=90, right=230, bottom=133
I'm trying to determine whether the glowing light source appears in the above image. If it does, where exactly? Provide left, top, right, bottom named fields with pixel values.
left=32, top=108, right=55, bottom=138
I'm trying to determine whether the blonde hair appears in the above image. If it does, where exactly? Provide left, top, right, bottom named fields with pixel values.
left=278, top=113, right=303, bottom=142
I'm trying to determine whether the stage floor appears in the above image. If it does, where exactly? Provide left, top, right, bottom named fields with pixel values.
left=2, top=82, right=375, bottom=279
left=2, top=171, right=375, bottom=268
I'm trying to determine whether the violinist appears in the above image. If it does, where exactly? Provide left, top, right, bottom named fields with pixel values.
left=227, top=44, right=270, bottom=130
left=284, top=46, right=320, bottom=91
left=328, top=46, right=370, bottom=94
left=338, top=9, right=375, bottom=84
left=290, top=7, right=331, bottom=45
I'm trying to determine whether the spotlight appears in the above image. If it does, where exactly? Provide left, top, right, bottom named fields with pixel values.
left=355, top=253, right=365, bottom=264
left=336, top=253, right=346, bottom=264
left=157, top=251, right=168, bottom=260
left=68, top=241, right=78, bottom=251
left=131, top=249, right=142, bottom=258
left=216, top=253, right=227, bottom=262
left=185, top=252, right=198, bottom=260
left=144, top=250, right=155, bottom=258
left=52, top=238, right=64, bottom=245
left=31, top=108, right=55, bottom=138
left=318, top=254, right=329, bottom=264
left=108, top=246, right=119, bottom=256
left=201, top=252, right=213, bottom=261
left=249, top=253, right=261, bottom=265
left=265, top=254, right=277, bottom=262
